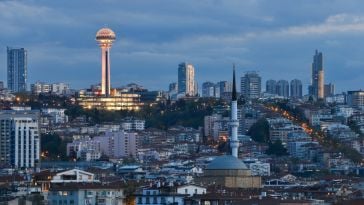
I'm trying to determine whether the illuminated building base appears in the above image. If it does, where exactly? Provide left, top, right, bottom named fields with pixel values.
left=77, top=93, right=143, bottom=111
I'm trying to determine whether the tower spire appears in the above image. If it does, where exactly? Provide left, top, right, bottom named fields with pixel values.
left=232, top=64, right=237, bottom=101
left=230, top=63, right=239, bottom=158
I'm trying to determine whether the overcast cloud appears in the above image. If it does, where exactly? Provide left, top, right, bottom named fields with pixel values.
left=0, top=0, right=364, bottom=93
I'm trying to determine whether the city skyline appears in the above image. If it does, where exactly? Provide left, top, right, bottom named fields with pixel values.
left=1, top=1, right=364, bottom=93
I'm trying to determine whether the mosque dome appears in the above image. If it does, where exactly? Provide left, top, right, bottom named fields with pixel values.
left=206, top=155, right=248, bottom=170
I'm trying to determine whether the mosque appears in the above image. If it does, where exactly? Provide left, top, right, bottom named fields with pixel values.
left=199, top=68, right=261, bottom=189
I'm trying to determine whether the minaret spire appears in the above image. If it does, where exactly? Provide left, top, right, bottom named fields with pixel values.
left=232, top=64, right=237, bottom=101
left=230, top=64, right=239, bottom=158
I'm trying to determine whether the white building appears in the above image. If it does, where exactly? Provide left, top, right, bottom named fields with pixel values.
left=176, top=184, right=206, bottom=196
left=249, top=162, right=271, bottom=176
left=0, top=110, right=40, bottom=168
left=66, top=138, right=102, bottom=161
left=94, top=131, right=138, bottom=158
left=31, top=81, right=51, bottom=94
left=121, top=119, right=145, bottom=131
left=52, top=82, right=70, bottom=95
left=42, top=108, right=68, bottom=124
left=31, top=81, right=70, bottom=95
left=51, top=169, right=97, bottom=183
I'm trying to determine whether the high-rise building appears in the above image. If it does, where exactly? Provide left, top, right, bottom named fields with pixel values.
left=347, top=90, right=364, bottom=110
left=309, top=50, right=324, bottom=100
left=240, top=72, right=261, bottom=99
left=290, top=79, right=302, bottom=99
left=202, top=82, right=215, bottom=97
left=266, top=80, right=277, bottom=94
left=7, top=47, right=27, bottom=93
left=324, top=83, right=335, bottom=97
left=178, top=62, right=196, bottom=96
left=0, top=110, right=40, bottom=168
left=169, top=82, right=178, bottom=92
left=276, top=80, right=289, bottom=98
left=0, top=81, right=4, bottom=90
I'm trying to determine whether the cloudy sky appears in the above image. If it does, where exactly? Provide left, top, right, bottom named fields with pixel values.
left=0, top=0, right=364, bottom=93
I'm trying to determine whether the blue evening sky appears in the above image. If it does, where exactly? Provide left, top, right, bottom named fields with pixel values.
left=0, top=0, right=364, bottom=93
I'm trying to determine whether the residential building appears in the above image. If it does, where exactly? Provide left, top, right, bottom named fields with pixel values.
left=0, top=110, right=40, bottom=168
left=266, top=79, right=277, bottom=94
left=135, top=188, right=187, bottom=205
left=201, top=81, right=215, bottom=97
left=178, top=62, right=196, bottom=97
left=240, top=71, right=261, bottom=99
left=66, top=138, right=102, bottom=161
left=290, top=79, right=302, bottom=99
left=215, top=81, right=232, bottom=98
left=41, top=108, right=68, bottom=124
left=94, top=131, right=138, bottom=158
left=7, top=47, right=27, bottom=92
left=121, top=118, right=145, bottom=131
left=347, top=90, right=364, bottom=110
left=324, top=83, right=335, bottom=97
left=276, top=80, right=289, bottom=98
left=169, top=82, right=178, bottom=93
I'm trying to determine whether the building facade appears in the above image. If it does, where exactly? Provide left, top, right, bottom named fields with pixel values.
left=0, top=110, right=40, bottom=168
left=276, top=80, right=289, bottom=98
left=290, top=79, right=302, bottom=99
left=309, top=50, right=324, bottom=100
left=240, top=72, right=261, bottom=100
left=178, top=62, right=196, bottom=97
left=202, top=82, right=215, bottom=97
left=347, top=90, right=364, bottom=110
left=266, top=79, right=277, bottom=95
left=7, top=47, right=27, bottom=92
left=324, top=83, right=335, bottom=97
left=94, top=131, right=138, bottom=158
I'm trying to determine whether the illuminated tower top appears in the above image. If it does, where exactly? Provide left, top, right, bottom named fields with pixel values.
left=96, top=28, right=116, bottom=47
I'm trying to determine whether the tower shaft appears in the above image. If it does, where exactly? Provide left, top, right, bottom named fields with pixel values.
left=101, top=46, right=111, bottom=96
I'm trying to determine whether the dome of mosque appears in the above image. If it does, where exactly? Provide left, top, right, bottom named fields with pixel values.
left=206, top=155, right=248, bottom=170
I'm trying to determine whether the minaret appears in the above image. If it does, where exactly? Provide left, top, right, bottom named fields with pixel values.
left=230, top=65, right=239, bottom=158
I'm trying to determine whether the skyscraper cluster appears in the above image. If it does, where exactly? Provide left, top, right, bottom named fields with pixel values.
left=266, top=79, right=302, bottom=98
left=202, top=81, right=232, bottom=98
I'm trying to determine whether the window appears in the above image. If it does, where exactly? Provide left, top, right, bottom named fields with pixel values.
left=153, top=197, right=157, bottom=204
left=195, top=189, right=198, bottom=194
left=146, top=197, right=150, bottom=204
left=138, top=197, right=142, bottom=204
left=185, top=189, right=188, bottom=194
left=70, top=200, right=74, bottom=204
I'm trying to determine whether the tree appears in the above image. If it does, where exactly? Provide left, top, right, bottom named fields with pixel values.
left=41, top=133, right=69, bottom=160
left=247, top=118, right=270, bottom=143
left=266, top=140, right=288, bottom=156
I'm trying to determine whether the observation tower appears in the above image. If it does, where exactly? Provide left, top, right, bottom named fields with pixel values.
left=96, top=28, right=116, bottom=96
